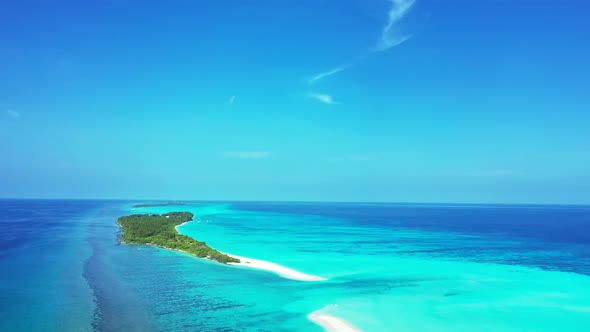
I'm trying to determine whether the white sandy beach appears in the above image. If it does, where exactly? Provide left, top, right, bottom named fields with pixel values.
left=174, top=221, right=189, bottom=232
left=226, top=254, right=326, bottom=281
left=176, top=220, right=325, bottom=281
left=308, top=307, right=363, bottom=332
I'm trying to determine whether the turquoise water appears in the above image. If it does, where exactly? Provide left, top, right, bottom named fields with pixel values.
left=134, top=203, right=590, bottom=331
left=2, top=200, right=590, bottom=331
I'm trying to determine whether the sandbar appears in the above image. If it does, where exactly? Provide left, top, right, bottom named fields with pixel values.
left=226, top=253, right=326, bottom=282
left=308, top=308, right=363, bottom=332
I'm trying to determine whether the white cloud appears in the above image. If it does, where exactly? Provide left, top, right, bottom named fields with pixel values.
left=376, top=0, right=416, bottom=52
left=308, top=64, right=350, bottom=85
left=307, top=93, right=338, bottom=105
left=228, top=95, right=236, bottom=105
left=5, top=110, right=20, bottom=118
left=307, top=0, right=416, bottom=87
left=220, top=151, right=270, bottom=159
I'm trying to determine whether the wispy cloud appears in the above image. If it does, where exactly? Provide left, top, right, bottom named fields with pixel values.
left=228, top=95, right=236, bottom=105
left=307, top=0, right=416, bottom=88
left=219, top=151, right=270, bottom=159
left=376, top=0, right=416, bottom=52
left=308, top=64, right=350, bottom=85
left=307, top=93, right=338, bottom=105
left=4, top=110, right=20, bottom=118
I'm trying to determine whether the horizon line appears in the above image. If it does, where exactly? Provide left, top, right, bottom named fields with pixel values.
left=1, top=197, right=589, bottom=207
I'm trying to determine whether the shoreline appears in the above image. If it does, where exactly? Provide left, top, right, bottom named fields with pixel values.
left=308, top=307, right=363, bottom=332
left=174, top=221, right=189, bottom=232
left=225, top=253, right=326, bottom=282
left=176, top=219, right=325, bottom=282
left=132, top=212, right=355, bottom=329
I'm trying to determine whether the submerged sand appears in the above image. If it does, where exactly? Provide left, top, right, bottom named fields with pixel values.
left=226, top=253, right=326, bottom=282
left=308, top=306, right=363, bottom=332
left=176, top=221, right=324, bottom=281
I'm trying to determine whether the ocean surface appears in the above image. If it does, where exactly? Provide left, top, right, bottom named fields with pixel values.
left=1, top=199, right=590, bottom=331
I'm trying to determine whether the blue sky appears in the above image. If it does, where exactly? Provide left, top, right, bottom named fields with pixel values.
left=1, top=0, right=589, bottom=203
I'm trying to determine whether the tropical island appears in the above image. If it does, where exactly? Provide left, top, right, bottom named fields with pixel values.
left=132, top=202, right=187, bottom=208
left=117, top=211, right=240, bottom=264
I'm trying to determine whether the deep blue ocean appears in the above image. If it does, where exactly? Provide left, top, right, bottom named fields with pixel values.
left=1, top=200, right=590, bottom=331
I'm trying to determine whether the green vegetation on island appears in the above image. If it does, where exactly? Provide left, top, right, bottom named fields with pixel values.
left=117, top=212, right=240, bottom=264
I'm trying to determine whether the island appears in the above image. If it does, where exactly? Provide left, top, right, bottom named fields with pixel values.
left=117, top=211, right=240, bottom=264
left=132, top=202, right=187, bottom=208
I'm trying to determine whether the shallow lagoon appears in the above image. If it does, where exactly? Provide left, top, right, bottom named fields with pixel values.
left=1, top=200, right=590, bottom=331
